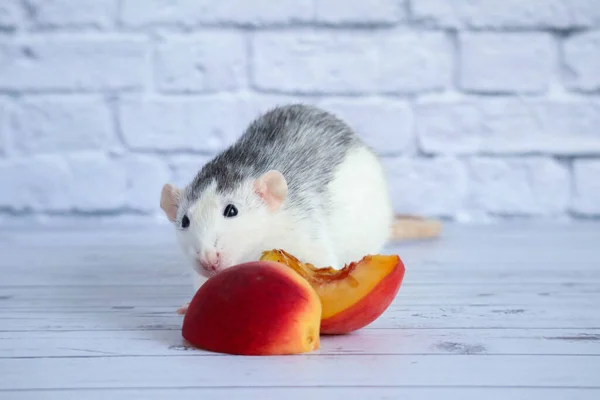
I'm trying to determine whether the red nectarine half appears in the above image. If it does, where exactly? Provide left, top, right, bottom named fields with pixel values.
left=181, top=260, right=321, bottom=355
left=260, top=250, right=405, bottom=335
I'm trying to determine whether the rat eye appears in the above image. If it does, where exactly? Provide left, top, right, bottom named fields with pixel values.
left=223, top=204, right=238, bottom=218
left=181, top=215, right=190, bottom=228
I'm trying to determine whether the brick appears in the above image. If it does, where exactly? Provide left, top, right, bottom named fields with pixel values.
left=459, top=32, right=554, bottom=93
left=119, top=155, right=170, bottom=212
left=26, top=0, right=118, bottom=29
left=12, top=97, right=116, bottom=154
left=120, top=95, right=402, bottom=154
left=318, top=99, right=413, bottom=155
left=246, top=94, right=321, bottom=115
left=411, top=0, right=600, bottom=29
left=315, top=0, right=406, bottom=24
left=0, top=155, right=71, bottom=211
left=120, top=95, right=319, bottom=153
left=0, top=100, right=6, bottom=155
left=571, top=160, right=600, bottom=215
left=382, top=157, right=467, bottom=216
left=119, top=96, right=254, bottom=152
left=416, top=101, right=481, bottom=155
left=65, top=153, right=127, bottom=211
left=410, top=0, right=461, bottom=26
left=252, top=32, right=377, bottom=94
left=0, top=0, right=21, bottom=31
left=251, top=31, right=452, bottom=94
left=120, top=0, right=313, bottom=28
left=168, top=155, right=214, bottom=188
left=468, top=157, right=569, bottom=215
left=0, top=153, right=170, bottom=213
left=0, top=37, right=148, bottom=91
left=564, top=31, right=600, bottom=92
left=416, top=99, right=600, bottom=155
left=379, top=32, right=453, bottom=94
left=154, top=33, right=246, bottom=93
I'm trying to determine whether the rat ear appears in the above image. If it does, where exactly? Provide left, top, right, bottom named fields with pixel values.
left=160, top=183, right=181, bottom=222
left=254, top=170, right=288, bottom=212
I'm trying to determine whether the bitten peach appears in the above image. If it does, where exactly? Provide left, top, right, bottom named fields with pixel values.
left=181, top=260, right=321, bottom=355
left=260, top=250, right=405, bottom=334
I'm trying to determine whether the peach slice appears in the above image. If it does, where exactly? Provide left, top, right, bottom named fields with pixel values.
left=260, top=250, right=405, bottom=334
left=181, top=260, right=321, bottom=355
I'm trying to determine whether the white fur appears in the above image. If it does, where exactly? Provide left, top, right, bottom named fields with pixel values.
left=175, top=146, right=393, bottom=291
left=192, top=270, right=208, bottom=292
left=324, top=146, right=394, bottom=267
left=176, top=179, right=275, bottom=279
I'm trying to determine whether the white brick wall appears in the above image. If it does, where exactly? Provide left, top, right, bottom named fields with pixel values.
left=27, top=0, right=119, bottom=30
left=0, top=37, right=148, bottom=91
left=564, top=31, right=600, bottom=91
left=120, top=0, right=314, bottom=28
left=412, top=0, right=600, bottom=29
left=154, top=33, right=247, bottom=93
left=416, top=99, right=600, bottom=155
left=0, top=1, right=21, bottom=31
left=12, top=96, right=117, bottom=153
left=571, top=160, right=600, bottom=215
left=0, top=99, right=7, bottom=155
left=467, top=157, right=570, bottom=216
left=252, top=31, right=452, bottom=94
left=1, top=0, right=599, bottom=226
left=458, top=32, right=554, bottom=93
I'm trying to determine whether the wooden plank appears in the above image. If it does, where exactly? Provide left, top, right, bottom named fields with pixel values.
left=2, top=281, right=599, bottom=299
left=3, top=240, right=600, bottom=273
left=1, top=302, right=598, bottom=331
left=1, top=225, right=599, bottom=289
left=1, top=283, right=599, bottom=309
left=3, top=263, right=600, bottom=286
left=1, top=295, right=598, bottom=309
left=3, top=229, right=600, bottom=287
left=1, top=328, right=598, bottom=358
left=0, top=355, right=598, bottom=390
left=4, top=242, right=600, bottom=271
left=2, top=220, right=598, bottom=245
left=2, top=387, right=599, bottom=400
left=0, top=222, right=598, bottom=395
left=5, top=238, right=600, bottom=269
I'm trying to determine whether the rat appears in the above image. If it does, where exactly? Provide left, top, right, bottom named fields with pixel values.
left=159, top=104, right=441, bottom=314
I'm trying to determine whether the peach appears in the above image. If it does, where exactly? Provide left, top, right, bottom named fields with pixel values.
left=181, top=260, right=321, bottom=355
left=260, top=250, right=405, bottom=334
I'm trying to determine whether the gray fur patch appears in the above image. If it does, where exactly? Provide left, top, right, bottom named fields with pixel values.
left=186, top=104, right=366, bottom=218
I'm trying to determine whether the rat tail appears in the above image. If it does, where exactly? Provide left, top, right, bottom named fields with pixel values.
left=389, top=215, right=442, bottom=241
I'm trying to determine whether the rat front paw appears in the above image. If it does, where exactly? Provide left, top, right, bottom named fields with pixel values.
left=176, top=303, right=190, bottom=315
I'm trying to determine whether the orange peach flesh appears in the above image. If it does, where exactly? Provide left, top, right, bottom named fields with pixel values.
left=259, top=250, right=401, bottom=320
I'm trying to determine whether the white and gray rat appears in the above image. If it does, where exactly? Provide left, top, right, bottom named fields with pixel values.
left=160, top=104, right=440, bottom=314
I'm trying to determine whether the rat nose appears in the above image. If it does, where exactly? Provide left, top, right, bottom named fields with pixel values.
left=203, top=250, right=220, bottom=265
left=197, top=250, right=221, bottom=273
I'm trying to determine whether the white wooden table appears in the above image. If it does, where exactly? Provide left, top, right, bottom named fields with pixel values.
left=0, top=222, right=599, bottom=399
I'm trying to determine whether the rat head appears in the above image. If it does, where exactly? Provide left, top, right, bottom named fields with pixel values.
left=160, top=170, right=288, bottom=278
